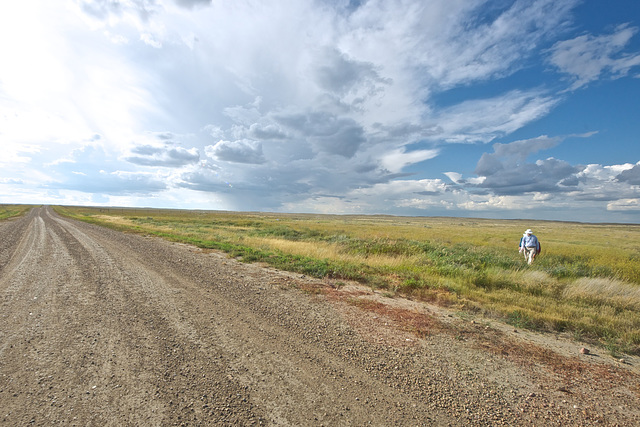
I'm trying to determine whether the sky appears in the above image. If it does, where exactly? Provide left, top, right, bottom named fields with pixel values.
left=1, top=0, right=639, bottom=223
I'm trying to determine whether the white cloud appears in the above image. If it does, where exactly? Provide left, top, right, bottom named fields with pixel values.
left=380, top=148, right=439, bottom=173
left=457, top=195, right=522, bottom=212
left=608, top=199, right=640, bottom=211
left=444, top=172, right=463, bottom=184
left=431, top=91, right=559, bottom=143
left=548, top=24, right=640, bottom=90
left=342, top=0, right=578, bottom=90
left=0, top=0, right=638, bottom=223
left=578, top=163, right=634, bottom=183
left=0, top=141, right=41, bottom=164
left=140, top=32, right=163, bottom=48
left=0, top=178, right=24, bottom=185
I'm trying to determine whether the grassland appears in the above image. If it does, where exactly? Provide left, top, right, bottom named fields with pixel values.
left=0, top=204, right=34, bottom=221
left=53, top=205, right=640, bottom=355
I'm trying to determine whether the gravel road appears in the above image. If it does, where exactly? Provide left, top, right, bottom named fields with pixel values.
left=1, top=207, right=638, bottom=426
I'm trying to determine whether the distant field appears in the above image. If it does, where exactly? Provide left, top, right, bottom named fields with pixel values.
left=53, top=205, right=640, bottom=355
left=0, top=204, right=34, bottom=220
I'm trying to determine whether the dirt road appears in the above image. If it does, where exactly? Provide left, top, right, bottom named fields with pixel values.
left=0, top=207, right=638, bottom=425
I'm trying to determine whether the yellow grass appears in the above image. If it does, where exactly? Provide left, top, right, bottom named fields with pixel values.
left=243, top=236, right=422, bottom=268
left=564, top=277, right=640, bottom=311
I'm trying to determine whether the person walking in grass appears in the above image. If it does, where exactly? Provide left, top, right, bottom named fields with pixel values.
left=519, top=229, right=540, bottom=265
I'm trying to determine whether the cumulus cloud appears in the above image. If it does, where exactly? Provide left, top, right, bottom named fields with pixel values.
left=248, top=123, right=288, bottom=140
left=616, top=163, right=640, bottom=185
left=470, top=136, right=586, bottom=195
left=205, top=140, right=266, bottom=164
left=565, top=163, right=639, bottom=202
left=286, top=178, right=452, bottom=215
left=481, top=158, right=582, bottom=195
left=125, top=145, right=200, bottom=167
left=434, top=138, right=638, bottom=219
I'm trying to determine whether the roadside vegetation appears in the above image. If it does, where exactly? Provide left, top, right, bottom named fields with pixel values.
left=53, top=206, right=640, bottom=355
left=0, top=204, right=34, bottom=221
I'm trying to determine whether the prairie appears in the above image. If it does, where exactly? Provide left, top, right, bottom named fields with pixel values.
left=53, top=205, right=640, bottom=355
left=0, top=204, right=33, bottom=220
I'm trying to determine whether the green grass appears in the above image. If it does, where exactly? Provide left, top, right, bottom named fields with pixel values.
left=0, top=204, right=34, bottom=220
left=52, top=205, right=640, bottom=355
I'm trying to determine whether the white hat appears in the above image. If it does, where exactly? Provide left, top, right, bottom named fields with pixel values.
left=525, top=229, right=532, bottom=234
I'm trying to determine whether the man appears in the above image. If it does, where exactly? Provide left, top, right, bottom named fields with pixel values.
left=519, top=229, right=539, bottom=265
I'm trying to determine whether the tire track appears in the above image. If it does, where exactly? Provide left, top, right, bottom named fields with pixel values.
left=0, top=208, right=261, bottom=425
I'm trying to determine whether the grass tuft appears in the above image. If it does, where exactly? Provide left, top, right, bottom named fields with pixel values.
left=563, top=277, right=640, bottom=311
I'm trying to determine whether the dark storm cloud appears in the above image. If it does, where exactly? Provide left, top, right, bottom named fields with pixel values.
left=206, top=140, right=266, bottom=164
left=312, top=123, right=365, bottom=158
left=273, top=111, right=365, bottom=158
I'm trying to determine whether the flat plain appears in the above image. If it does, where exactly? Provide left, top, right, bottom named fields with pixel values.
left=57, top=205, right=640, bottom=355
left=1, top=206, right=639, bottom=425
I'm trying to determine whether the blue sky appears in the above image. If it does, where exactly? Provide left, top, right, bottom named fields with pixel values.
left=1, top=0, right=639, bottom=223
